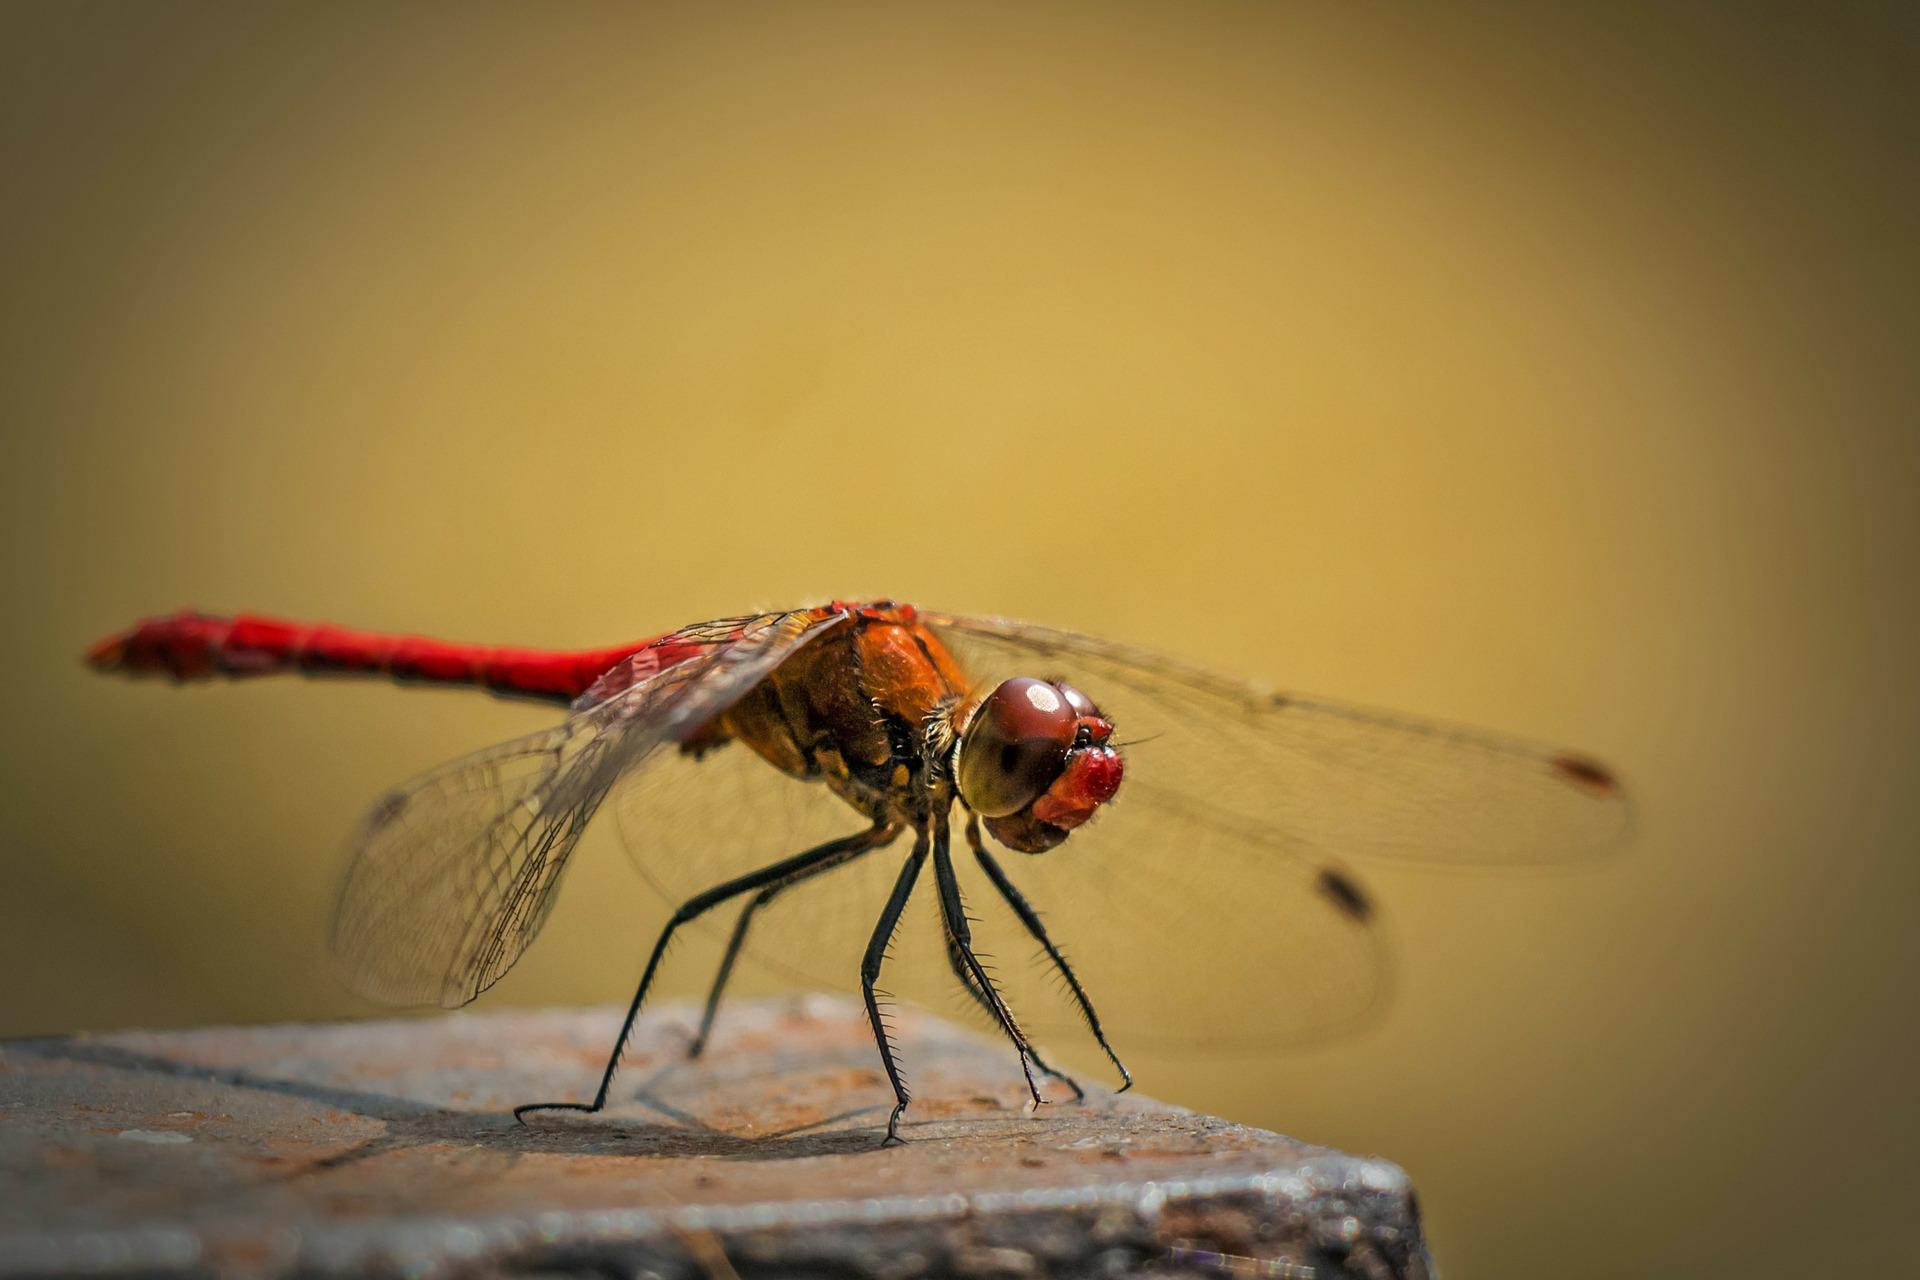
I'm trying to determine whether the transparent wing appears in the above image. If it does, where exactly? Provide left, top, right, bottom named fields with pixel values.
left=328, top=608, right=847, bottom=1008
left=611, top=736, right=1389, bottom=1052
left=921, top=610, right=1631, bottom=866
left=329, top=720, right=603, bottom=1008
left=609, top=731, right=899, bottom=1000
left=956, top=792, right=1391, bottom=1051
left=605, top=607, right=1628, bottom=1057
left=919, top=611, right=1628, bottom=1051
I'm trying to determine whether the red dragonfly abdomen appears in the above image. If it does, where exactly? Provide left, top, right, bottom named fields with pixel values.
left=85, top=610, right=663, bottom=705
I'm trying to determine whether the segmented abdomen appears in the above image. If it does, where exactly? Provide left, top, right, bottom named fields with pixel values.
left=86, top=610, right=651, bottom=705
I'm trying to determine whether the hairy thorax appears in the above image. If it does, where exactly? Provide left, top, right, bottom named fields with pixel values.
left=694, top=611, right=970, bottom=822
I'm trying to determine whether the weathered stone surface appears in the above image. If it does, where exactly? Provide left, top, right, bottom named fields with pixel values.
left=0, top=997, right=1430, bottom=1278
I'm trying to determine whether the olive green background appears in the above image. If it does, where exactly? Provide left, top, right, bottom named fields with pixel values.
left=3, top=4, right=1915, bottom=1276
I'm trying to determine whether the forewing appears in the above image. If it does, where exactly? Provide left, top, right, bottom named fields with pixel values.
left=921, top=610, right=1630, bottom=866
left=329, top=608, right=847, bottom=1008
left=602, top=607, right=1626, bottom=1057
left=899, top=608, right=1628, bottom=1053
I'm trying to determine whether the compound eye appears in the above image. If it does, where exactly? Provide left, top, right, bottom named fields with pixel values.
left=1056, top=682, right=1104, bottom=721
left=956, top=677, right=1077, bottom=818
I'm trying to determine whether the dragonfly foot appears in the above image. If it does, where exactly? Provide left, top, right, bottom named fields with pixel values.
left=882, top=1102, right=910, bottom=1146
left=1026, top=1048, right=1085, bottom=1102
left=513, top=1100, right=600, bottom=1125
left=1045, top=1070, right=1086, bottom=1103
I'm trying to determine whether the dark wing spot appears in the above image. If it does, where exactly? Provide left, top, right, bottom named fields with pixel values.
left=1316, top=867, right=1373, bottom=922
left=367, top=791, right=408, bottom=832
left=1551, top=754, right=1621, bottom=797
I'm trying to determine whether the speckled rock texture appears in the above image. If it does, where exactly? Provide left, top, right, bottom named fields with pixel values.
left=1, top=997, right=1431, bottom=1278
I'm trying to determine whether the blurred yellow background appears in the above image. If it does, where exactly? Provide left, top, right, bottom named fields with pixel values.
left=3, top=3, right=1915, bottom=1276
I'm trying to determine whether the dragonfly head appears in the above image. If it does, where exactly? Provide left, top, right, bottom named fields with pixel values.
left=953, top=676, right=1123, bottom=853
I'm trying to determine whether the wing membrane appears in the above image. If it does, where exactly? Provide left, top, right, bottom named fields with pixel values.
left=958, top=792, right=1392, bottom=1051
left=329, top=721, right=599, bottom=1006
left=909, top=610, right=1626, bottom=1051
left=922, top=610, right=1630, bottom=865
left=595, top=605, right=1628, bottom=1057
left=329, top=608, right=847, bottom=1007
left=608, top=739, right=1393, bottom=1052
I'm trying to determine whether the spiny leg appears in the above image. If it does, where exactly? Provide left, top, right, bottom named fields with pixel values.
left=966, top=814, right=1132, bottom=1093
left=515, top=821, right=898, bottom=1123
left=690, top=840, right=872, bottom=1058
left=942, top=925, right=1085, bottom=1101
left=930, top=820, right=1044, bottom=1109
left=863, top=827, right=930, bottom=1145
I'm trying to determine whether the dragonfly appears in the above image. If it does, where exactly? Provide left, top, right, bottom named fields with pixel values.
left=87, top=599, right=1627, bottom=1142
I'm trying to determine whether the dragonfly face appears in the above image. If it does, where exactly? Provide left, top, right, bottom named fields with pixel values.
left=951, top=676, right=1124, bottom=852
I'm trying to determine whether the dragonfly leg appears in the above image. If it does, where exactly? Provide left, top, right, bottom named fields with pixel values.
left=942, top=926, right=1085, bottom=1101
left=690, top=840, right=874, bottom=1058
left=863, top=827, right=931, bottom=1146
left=514, top=821, right=899, bottom=1124
left=931, top=820, right=1045, bottom=1110
left=966, top=815, right=1133, bottom=1093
